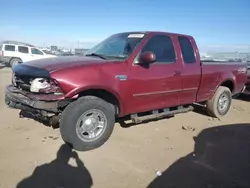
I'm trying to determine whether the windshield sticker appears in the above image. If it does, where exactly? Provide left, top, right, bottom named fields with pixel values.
left=128, top=34, right=145, bottom=38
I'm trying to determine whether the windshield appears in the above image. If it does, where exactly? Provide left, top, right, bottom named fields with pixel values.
left=85, top=33, right=145, bottom=60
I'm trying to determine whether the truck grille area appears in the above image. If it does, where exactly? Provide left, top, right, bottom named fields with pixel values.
left=12, top=72, right=63, bottom=94
left=12, top=73, right=33, bottom=91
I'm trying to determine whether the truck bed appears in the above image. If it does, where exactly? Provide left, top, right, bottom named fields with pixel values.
left=197, top=61, right=247, bottom=102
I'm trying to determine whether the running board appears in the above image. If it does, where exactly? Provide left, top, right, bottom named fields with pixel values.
left=131, top=105, right=194, bottom=124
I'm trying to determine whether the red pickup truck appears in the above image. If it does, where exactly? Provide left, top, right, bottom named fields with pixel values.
left=5, top=31, right=247, bottom=151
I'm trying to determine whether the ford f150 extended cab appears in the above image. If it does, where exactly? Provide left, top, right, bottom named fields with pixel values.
left=5, top=31, right=247, bottom=151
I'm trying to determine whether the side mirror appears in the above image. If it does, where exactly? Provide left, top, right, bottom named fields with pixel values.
left=139, top=51, right=156, bottom=65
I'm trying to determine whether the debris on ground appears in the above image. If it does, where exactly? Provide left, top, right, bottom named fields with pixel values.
left=208, top=117, right=220, bottom=121
left=166, top=147, right=173, bottom=150
left=182, top=125, right=196, bottom=131
left=156, top=171, right=162, bottom=176
left=233, top=105, right=245, bottom=112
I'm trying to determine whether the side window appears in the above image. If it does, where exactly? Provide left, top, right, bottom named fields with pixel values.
left=18, top=46, right=29, bottom=54
left=141, top=35, right=176, bottom=63
left=178, top=36, right=196, bottom=63
left=31, top=48, right=43, bottom=55
left=4, top=45, right=15, bottom=51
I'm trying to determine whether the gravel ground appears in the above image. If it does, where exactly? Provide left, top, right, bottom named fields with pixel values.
left=0, top=67, right=250, bottom=188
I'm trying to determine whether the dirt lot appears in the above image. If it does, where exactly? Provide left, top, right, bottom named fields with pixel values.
left=0, top=67, right=250, bottom=188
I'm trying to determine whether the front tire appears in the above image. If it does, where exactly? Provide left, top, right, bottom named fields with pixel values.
left=60, top=96, right=115, bottom=151
left=206, top=86, right=232, bottom=118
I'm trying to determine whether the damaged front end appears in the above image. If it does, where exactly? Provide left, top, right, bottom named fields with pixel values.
left=5, top=64, right=70, bottom=126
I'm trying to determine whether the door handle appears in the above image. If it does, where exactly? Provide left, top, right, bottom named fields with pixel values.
left=173, top=71, right=182, bottom=76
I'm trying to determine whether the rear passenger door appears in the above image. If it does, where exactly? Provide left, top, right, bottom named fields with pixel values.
left=177, top=36, right=201, bottom=104
left=129, top=34, right=183, bottom=114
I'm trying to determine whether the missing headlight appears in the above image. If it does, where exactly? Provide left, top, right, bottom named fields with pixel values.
left=30, top=78, right=63, bottom=94
left=30, top=78, right=50, bottom=92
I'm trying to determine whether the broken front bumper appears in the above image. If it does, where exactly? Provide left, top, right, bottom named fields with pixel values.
left=5, top=85, right=65, bottom=112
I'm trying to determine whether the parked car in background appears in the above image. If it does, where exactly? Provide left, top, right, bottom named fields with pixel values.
left=41, top=49, right=55, bottom=55
left=0, top=41, right=56, bottom=67
left=5, top=31, right=247, bottom=151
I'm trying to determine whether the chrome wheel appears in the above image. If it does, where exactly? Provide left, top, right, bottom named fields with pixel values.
left=218, top=93, right=229, bottom=113
left=76, top=109, right=107, bottom=142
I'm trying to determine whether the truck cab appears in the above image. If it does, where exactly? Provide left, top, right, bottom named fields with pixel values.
left=123, top=32, right=202, bottom=114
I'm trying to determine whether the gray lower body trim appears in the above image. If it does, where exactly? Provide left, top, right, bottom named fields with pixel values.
left=133, top=87, right=198, bottom=97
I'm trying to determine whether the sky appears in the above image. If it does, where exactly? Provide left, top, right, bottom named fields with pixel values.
left=0, top=0, right=250, bottom=52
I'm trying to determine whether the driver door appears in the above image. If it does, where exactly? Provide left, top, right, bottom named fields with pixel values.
left=127, top=34, right=183, bottom=114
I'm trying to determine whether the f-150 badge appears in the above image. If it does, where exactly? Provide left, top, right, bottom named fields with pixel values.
left=115, top=75, right=127, bottom=81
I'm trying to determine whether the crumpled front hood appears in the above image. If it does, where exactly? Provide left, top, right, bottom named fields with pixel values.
left=24, top=56, right=106, bottom=72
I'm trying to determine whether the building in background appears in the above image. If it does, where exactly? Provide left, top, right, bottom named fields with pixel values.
left=74, top=48, right=89, bottom=56
left=50, top=45, right=58, bottom=52
left=206, top=51, right=250, bottom=61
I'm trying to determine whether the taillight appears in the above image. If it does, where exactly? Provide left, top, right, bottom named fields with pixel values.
left=1, top=51, right=3, bottom=56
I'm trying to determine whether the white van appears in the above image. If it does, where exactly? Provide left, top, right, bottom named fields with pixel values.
left=0, top=41, right=56, bottom=67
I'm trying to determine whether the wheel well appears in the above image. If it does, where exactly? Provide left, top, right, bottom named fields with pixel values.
left=221, top=80, right=234, bottom=93
left=9, top=57, right=22, bottom=63
left=78, top=89, right=120, bottom=116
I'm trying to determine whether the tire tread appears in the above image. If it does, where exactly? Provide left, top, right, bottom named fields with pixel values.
left=60, top=96, right=115, bottom=151
left=206, top=86, right=231, bottom=118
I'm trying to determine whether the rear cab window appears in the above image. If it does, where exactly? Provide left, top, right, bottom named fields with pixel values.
left=18, top=46, right=29, bottom=54
left=178, top=36, right=196, bottom=63
left=4, top=45, right=15, bottom=52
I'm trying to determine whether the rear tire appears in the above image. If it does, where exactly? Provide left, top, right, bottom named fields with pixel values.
left=10, top=58, right=22, bottom=67
left=206, top=86, right=232, bottom=118
left=60, top=96, right=115, bottom=151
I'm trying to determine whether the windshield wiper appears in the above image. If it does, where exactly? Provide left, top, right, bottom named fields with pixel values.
left=85, top=53, right=106, bottom=60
